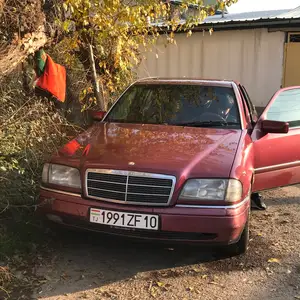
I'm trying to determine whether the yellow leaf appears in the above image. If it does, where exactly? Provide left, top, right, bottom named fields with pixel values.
left=219, top=1, right=225, bottom=10
left=187, top=30, right=192, bottom=37
left=63, top=2, right=68, bottom=11
left=268, top=258, right=280, bottom=263
left=156, top=281, right=164, bottom=287
left=150, top=286, right=158, bottom=297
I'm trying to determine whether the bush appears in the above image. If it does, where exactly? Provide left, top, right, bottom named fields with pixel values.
left=0, top=72, right=80, bottom=211
left=0, top=0, right=44, bottom=43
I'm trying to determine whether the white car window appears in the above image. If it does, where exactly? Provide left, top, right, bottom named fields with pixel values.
left=266, top=88, right=300, bottom=128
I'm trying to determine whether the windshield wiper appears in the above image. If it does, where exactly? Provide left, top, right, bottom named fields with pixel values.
left=170, top=121, right=240, bottom=128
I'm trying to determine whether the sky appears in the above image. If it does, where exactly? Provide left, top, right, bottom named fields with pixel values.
left=227, top=0, right=300, bottom=13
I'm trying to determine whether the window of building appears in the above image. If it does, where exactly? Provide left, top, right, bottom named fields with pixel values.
left=288, top=33, right=300, bottom=43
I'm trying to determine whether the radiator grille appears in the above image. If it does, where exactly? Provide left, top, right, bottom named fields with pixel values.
left=86, top=170, right=176, bottom=206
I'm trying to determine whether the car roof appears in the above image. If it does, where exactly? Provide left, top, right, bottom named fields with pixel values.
left=134, top=77, right=238, bottom=88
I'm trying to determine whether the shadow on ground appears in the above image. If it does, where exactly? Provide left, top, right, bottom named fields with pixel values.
left=31, top=211, right=276, bottom=298
left=5, top=186, right=300, bottom=299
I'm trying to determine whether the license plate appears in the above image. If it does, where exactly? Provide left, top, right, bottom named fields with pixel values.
left=90, top=208, right=159, bottom=231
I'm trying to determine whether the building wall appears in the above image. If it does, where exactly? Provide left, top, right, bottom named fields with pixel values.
left=138, top=28, right=285, bottom=107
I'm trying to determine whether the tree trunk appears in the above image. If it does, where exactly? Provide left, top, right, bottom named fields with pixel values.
left=0, top=27, right=47, bottom=81
left=88, top=44, right=104, bottom=111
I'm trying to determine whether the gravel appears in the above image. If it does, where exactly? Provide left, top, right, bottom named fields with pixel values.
left=31, top=186, right=300, bottom=300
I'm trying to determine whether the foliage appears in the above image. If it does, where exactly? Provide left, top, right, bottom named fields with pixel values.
left=0, top=73, right=80, bottom=211
left=0, top=0, right=238, bottom=210
left=57, top=0, right=238, bottom=109
left=0, top=0, right=44, bottom=43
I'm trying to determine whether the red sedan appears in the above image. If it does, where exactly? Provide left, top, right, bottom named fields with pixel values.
left=39, top=78, right=300, bottom=256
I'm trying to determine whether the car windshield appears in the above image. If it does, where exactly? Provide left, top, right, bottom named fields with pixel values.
left=105, top=84, right=241, bottom=128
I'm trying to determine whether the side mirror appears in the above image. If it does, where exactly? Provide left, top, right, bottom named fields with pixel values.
left=261, top=120, right=289, bottom=134
left=90, top=111, right=107, bottom=122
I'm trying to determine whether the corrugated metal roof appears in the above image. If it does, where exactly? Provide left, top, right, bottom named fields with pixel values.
left=202, top=6, right=300, bottom=25
left=203, top=9, right=289, bottom=24
left=153, top=6, right=300, bottom=29
left=276, top=6, right=300, bottom=19
left=204, top=7, right=300, bottom=24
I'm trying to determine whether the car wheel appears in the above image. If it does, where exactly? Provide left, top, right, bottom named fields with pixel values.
left=225, top=213, right=250, bottom=257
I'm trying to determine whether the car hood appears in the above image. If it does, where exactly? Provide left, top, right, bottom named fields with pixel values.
left=56, top=123, right=242, bottom=179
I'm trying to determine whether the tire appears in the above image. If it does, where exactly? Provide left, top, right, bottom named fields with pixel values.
left=214, top=214, right=250, bottom=259
left=223, top=187, right=252, bottom=257
left=219, top=205, right=250, bottom=258
left=226, top=215, right=250, bottom=257
left=228, top=220, right=249, bottom=256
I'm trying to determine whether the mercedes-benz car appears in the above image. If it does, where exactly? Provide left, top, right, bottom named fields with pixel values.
left=38, top=78, right=300, bottom=255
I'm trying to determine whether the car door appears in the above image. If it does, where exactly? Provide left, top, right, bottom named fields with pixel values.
left=239, top=84, right=258, bottom=124
left=251, top=86, right=300, bottom=192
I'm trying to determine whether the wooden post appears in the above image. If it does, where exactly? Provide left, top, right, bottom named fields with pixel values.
left=88, top=44, right=104, bottom=110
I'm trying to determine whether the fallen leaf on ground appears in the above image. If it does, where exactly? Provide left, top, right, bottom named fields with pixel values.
left=80, top=292, right=88, bottom=299
left=60, top=272, right=69, bottom=280
left=268, top=258, right=280, bottom=263
left=280, top=220, right=290, bottom=224
left=150, top=286, right=158, bottom=298
left=44, top=275, right=51, bottom=281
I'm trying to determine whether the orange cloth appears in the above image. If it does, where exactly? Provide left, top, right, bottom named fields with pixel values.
left=36, top=55, right=66, bottom=102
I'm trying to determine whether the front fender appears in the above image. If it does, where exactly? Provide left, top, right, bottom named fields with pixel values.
left=230, top=130, right=254, bottom=198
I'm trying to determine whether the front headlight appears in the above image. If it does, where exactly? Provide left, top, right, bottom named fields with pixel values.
left=179, top=179, right=242, bottom=202
left=42, top=163, right=81, bottom=189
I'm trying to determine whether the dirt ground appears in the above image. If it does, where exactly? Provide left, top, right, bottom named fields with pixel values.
left=12, top=186, right=300, bottom=300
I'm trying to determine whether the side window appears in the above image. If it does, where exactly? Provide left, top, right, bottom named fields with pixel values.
left=266, top=88, right=300, bottom=128
left=240, top=85, right=258, bottom=122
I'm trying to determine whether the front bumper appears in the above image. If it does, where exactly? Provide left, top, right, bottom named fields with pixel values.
left=38, top=187, right=250, bottom=245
